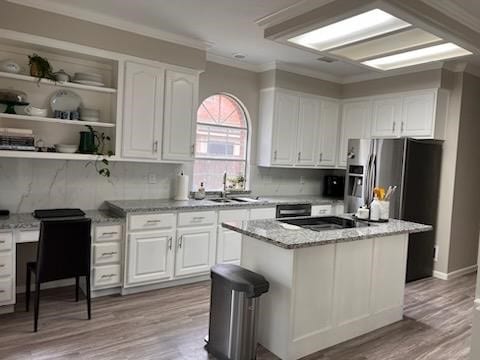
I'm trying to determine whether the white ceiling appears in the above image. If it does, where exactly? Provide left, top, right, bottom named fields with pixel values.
left=7, top=0, right=480, bottom=82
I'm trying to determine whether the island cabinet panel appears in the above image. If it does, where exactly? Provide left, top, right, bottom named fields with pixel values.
left=292, top=245, right=335, bottom=340
left=333, top=239, right=373, bottom=327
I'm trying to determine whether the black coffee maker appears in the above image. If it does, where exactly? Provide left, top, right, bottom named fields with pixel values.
left=323, top=175, right=345, bottom=198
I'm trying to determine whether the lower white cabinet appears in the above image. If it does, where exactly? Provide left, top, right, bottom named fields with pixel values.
left=127, top=230, right=174, bottom=285
left=217, top=229, right=242, bottom=265
left=175, top=226, right=216, bottom=277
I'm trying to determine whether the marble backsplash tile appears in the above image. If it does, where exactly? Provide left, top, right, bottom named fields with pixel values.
left=0, top=158, right=343, bottom=213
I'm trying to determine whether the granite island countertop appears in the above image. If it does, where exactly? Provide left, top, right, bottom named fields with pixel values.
left=222, top=216, right=432, bottom=249
left=105, top=196, right=343, bottom=215
left=0, top=210, right=124, bottom=230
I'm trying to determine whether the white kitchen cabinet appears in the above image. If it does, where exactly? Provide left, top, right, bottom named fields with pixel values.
left=338, top=100, right=372, bottom=167
left=371, top=97, right=402, bottom=138
left=271, top=90, right=299, bottom=166
left=127, top=230, right=174, bottom=285
left=317, top=99, right=340, bottom=167
left=401, top=90, right=437, bottom=137
left=162, top=70, right=198, bottom=161
left=296, top=95, right=320, bottom=166
left=175, top=226, right=216, bottom=277
left=122, top=61, right=164, bottom=159
left=217, top=209, right=249, bottom=265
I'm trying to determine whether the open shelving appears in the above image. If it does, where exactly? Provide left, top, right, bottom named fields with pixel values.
left=0, top=71, right=117, bottom=94
left=0, top=113, right=115, bottom=128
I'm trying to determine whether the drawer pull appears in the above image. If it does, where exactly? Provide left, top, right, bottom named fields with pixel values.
left=145, top=220, right=162, bottom=224
left=0, top=290, right=4, bottom=293
left=192, top=216, right=205, bottom=221
left=101, top=232, right=118, bottom=236
left=100, top=274, right=116, bottom=279
left=0, top=264, right=5, bottom=268
left=0, top=240, right=5, bottom=244
left=101, top=252, right=117, bottom=256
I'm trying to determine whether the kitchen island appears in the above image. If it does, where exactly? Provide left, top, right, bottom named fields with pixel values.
left=223, top=217, right=431, bottom=360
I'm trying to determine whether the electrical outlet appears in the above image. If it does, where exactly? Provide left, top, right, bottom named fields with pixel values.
left=433, top=245, right=439, bottom=262
left=148, top=173, right=157, bottom=184
left=300, top=176, right=305, bottom=184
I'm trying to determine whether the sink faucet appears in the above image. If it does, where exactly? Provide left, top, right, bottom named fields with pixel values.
left=221, top=171, right=228, bottom=199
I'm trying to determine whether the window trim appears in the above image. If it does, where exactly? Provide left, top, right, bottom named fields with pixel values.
left=194, top=92, right=251, bottom=191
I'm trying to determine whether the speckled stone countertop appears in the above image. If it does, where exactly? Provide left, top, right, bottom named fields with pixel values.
left=222, top=216, right=432, bottom=249
left=106, top=196, right=343, bottom=215
left=0, top=210, right=124, bottom=230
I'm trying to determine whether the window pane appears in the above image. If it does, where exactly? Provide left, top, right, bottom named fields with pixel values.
left=197, top=94, right=247, bottom=128
left=195, top=124, right=247, bottom=160
left=193, top=159, right=246, bottom=191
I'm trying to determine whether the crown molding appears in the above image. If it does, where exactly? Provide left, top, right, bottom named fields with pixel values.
left=6, top=0, right=212, bottom=50
left=422, top=0, right=480, bottom=34
left=259, top=61, right=343, bottom=83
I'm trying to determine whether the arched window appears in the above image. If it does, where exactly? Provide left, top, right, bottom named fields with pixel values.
left=193, top=94, right=249, bottom=191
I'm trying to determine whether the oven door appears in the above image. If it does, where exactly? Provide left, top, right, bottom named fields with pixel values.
left=275, top=204, right=312, bottom=218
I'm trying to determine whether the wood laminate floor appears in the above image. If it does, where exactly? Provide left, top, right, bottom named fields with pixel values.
left=0, top=273, right=475, bottom=360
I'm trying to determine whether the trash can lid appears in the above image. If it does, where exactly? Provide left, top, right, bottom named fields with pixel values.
left=211, top=264, right=269, bottom=298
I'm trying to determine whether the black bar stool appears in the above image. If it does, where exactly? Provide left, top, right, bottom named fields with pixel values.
left=26, top=218, right=92, bottom=332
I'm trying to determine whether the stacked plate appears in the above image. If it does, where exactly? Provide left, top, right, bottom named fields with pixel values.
left=72, top=72, right=105, bottom=87
left=80, top=107, right=100, bottom=122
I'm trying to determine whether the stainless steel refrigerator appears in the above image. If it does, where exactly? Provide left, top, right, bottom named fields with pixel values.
left=345, top=138, right=442, bottom=282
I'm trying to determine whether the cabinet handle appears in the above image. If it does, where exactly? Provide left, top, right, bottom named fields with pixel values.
left=168, top=237, right=172, bottom=250
left=178, top=236, right=183, bottom=248
left=100, top=274, right=115, bottom=279
left=0, top=264, right=5, bottom=268
left=101, top=232, right=118, bottom=236
left=146, top=219, right=162, bottom=224
left=101, top=252, right=117, bottom=256
left=0, top=290, right=5, bottom=293
left=392, top=122, right=396, bottom=133
left=401, top=122, right=404, bottom=133
left=0, top=240, right=4, bottom=244
left=319, top=153, right=323, bottom=162
left=191, top=143, right=195, bottom=155
left=297, top=152, right=301, bottom=161
left=153, top=140, right=158, bottom=153
left=273, top=150, right=277, bottom=160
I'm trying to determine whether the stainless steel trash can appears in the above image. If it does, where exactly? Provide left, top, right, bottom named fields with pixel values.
left=206, top=264, right=269, bottom=360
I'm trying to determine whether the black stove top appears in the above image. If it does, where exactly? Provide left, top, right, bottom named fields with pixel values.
left=279, top=216, right=369, bottom=232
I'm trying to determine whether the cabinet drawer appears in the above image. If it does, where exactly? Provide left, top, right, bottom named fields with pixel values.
left=93, top=265, right=121, bottom=288
left=93, top=242, right=121, bottom=265
left=95, top=225, right=122, bottom=242
left=129, top=213, right=175, bottom=231
left=0, top=232, right=13, bottom=251
left=178, top=211, right=216, bottom=227
left=311, top=205, right=333, bottom=216
left=17, top=230, right=39, bottom=244
left=218, top=209, right=249, bottom=223
left=0, top=277, right=13, bottom=303
left=0, top=253, right=12, bottom=277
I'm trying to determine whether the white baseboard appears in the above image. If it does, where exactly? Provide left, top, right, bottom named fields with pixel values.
left=433, top=265, right=477, bottom=280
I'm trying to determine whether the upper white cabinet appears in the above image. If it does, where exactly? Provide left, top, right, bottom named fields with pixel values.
left=123, top=62, right=164, bottom=159
left=258, top=88, right=340, bottom=168
left=122, top=62, right=199, bottom=162
left=271, top=90, right=299, bottom=166
left=318, top=99, right=340, bottom=167
left=371, top=97, right=402, bottom=138
left=163, top=70, right=198, bottom=161
left=338, top=100, right=372, bottom=168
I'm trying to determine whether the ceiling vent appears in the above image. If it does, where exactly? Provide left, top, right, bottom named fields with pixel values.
left=317, top=56, right=338, bottom=63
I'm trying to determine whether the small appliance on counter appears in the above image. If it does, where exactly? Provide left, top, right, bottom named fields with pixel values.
left=323, top=175, right=344, bottom=198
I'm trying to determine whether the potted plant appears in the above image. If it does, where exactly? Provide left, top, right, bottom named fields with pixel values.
left=28, top=53, right=55, bottom=82
left=81, top=125, right=114, bottom=177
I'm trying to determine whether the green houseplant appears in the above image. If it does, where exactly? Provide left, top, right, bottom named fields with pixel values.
left=28, top=53, right=55, bottom=82
left=82, top=125, right=114, bottom=177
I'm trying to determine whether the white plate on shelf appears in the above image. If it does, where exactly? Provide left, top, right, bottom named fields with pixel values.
left=50, top=90, right=82, bottom=112
left=72, top=79, right=105, bottom=87
left=80, top=116, right=100, bottom=122
left=55, top=144, right=78, bottom=153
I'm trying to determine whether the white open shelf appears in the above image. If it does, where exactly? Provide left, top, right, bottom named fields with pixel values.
left=0, top=71, right=117, bottom=94
left=0, top=150, right=112, bottom=160
left=0, top=113, right=115, bottom=128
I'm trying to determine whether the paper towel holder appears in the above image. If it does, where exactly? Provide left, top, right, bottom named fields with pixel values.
left=174, top=170, right=190, bottom=201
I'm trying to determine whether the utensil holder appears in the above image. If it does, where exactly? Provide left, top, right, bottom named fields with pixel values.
left=380, top=201, right=390, bottom=220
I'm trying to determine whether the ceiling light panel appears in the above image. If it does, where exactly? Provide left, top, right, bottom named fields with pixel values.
left=330, top=28, right=442, bottom=61
left=288, top=9, right=411, bottom=52
left=363, top=42, right=472, bottom=70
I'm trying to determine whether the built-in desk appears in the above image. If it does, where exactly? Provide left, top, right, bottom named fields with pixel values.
left=0, top=211, right=124, bottom=314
